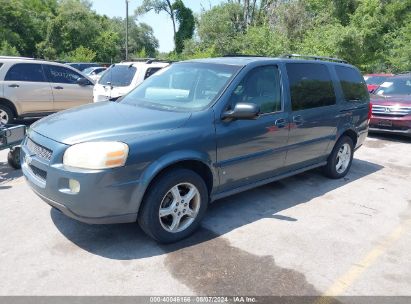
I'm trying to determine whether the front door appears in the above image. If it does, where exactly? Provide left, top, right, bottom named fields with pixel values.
left=215, top=65, right=290, bottom=191
left=3, top=63, right=53, bottom=115
left=284, top=62, right=339, bottom=167
left=43, top=64, right=93, bottom=111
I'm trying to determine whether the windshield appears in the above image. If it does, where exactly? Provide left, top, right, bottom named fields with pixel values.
left=365, top=76, right=390, bottom=85
left=82, top=67, right=95, bottom=75
left=121, top=62, right=240, bottom=111
left=98, top=65, right=137, bottom=87
left=375, top=77, right=411, bottom=96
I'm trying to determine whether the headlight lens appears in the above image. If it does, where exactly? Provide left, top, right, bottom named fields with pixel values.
left=63, top=142, right=129, bottom=169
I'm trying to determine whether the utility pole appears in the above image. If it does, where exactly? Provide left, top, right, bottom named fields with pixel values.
left=125, top=0, right=129, bottom=61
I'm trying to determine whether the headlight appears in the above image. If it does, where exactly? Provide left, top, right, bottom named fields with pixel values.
left=63, top=142, right=129, bottom=169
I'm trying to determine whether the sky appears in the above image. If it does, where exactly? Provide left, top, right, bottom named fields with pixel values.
left=90, top=0, right=224, bottom=53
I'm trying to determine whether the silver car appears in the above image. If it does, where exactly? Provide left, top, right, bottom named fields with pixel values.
left=0, top=57, right=94, bottom=124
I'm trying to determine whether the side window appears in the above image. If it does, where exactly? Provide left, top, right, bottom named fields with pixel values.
left=335, top=66, right=369, bottom=102
left=145, top=67, right=162, bottom=80
left=5, top=63, right=46, bottom=82
left=286, top=63, right=336, bottom=111
left=45, top=65, right=83, bottom=84
left=231, top=65, right=282, bottom=114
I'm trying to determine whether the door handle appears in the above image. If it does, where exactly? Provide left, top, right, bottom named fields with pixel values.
left=54, top=86, right=64, bottom=90
left=8, top=84, right=19, bottom=88
left=275, top=118, right=287, bottom=128
left=293, top=115, right=303, bottom=125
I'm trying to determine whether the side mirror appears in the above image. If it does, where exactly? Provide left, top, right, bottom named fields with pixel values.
left=77, top=77, right=90, bottom=86
left=222, top=102, right=260, bottom=120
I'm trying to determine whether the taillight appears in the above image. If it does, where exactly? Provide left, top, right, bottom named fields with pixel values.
left=367, top=102, right=372, bottom=120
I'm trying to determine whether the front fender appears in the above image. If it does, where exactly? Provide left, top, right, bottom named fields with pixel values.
left=130, top=149, right=218, bottom=214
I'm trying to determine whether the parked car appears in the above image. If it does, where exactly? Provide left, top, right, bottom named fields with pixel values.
left=93, top=60, right=170, bottom=102
left=21, top=55, right=370, bottom=243
left=369, top=74, right=411, bottom=136
left=364, top=73, right=393, bottom=93
left=67, top=62, right=101, bottom=72
left=0, top=58, right=94, bottom=124
left=82, top=66, right=107, bottom=82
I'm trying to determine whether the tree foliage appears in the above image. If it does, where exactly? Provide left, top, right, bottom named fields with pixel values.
left=183, top=0, right=411, bottom=72
left=0, top=0, right=159, bottom=62
left=135, top=0, right=194, bottom=54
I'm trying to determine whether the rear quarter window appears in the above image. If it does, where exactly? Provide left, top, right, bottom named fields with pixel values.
left=335, top=66, right=369, bottom=102
left=286, top=63, right=336, bottom=111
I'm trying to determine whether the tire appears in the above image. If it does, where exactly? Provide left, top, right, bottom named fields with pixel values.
left=0, top=104, right=14, bottom=125
left=323, top=136, right=354, bottom=179
left=138, top=168, right=209, bottom=243
left=7, top=147, right=21, bottom=169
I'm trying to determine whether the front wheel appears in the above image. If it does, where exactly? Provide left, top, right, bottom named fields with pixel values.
left=7, top=147, right=21, bottom=169
left=323, top=136, right=354, bottom=179
left=0, top=105, right=14, bottom=125
left=138, top=169, right=208, bottom=243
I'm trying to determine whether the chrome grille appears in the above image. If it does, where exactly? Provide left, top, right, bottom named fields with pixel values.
left=372, top=105, right=411, bottom=116
left=26, top=138, right=53, bottom=161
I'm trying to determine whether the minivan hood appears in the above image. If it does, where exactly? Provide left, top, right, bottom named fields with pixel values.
left=31, top=102, right=191, bottom=145
left=370, top=94, right=411, bottom=106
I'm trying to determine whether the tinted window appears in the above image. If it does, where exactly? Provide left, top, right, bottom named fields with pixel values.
left=335, top=66, right=369, bottom=102
left=5, top=63, right=46, bottom=82
left=286, top=63, right=336, bottom=110
left=231, top=65, right=281, bottom=113
left=99, top=65, right=137, bottom=87
left=375, top=77, right=411, bottom=96
left=45, top=65, right=83, bottom=84
left=145, top=67, right=162, bottom=79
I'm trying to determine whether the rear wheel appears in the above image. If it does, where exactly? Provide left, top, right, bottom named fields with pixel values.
left=138, top=169, right=208, bottom=243
left=323, top=136, right=354, bottom=179
left=0, top=105, right=14, bottom=125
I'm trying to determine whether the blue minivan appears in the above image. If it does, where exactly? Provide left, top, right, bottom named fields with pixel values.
left=21, top=55, right=370, bottom=243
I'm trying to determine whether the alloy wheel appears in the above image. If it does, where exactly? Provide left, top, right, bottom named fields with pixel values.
left=159, top=183, right=201, bottom=233
left=336, top=143, right=351, bottom=174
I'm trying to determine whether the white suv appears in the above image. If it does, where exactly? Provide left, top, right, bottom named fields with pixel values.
left=0, top=57, right=94, bottom=125
left=93, top=60, right=170, bottom=102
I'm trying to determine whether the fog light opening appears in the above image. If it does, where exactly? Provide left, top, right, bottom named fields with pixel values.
left=69, top=179, right=80, bottom=193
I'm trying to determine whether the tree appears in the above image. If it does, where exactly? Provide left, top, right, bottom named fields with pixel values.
left=0, top=41, right=20, bottom=56
left=172, top=0, right=195, bottom=53
left=135, top=0, right=177, bottom=47
left=63, top=46, right=96, bottom=62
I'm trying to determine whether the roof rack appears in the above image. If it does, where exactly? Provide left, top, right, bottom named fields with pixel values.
left=121, top=58, right=175, bottom=64
left=223, top=54, right=265, bottom=57
left=281, top=54, right=348, bottom=64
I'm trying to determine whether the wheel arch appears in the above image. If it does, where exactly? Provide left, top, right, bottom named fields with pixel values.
left=133, top=151, right=217, bottom=214
left=0, top=97, right=19, bottom=117
left=339, top=128, right=358, bottom=148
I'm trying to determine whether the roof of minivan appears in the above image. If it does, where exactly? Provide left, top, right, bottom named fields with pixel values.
left=184, top=56, right=353, bottom=67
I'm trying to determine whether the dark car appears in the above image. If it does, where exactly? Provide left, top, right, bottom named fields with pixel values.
left=66, top=63, right=101, bottom=72
left=369, top=75, right=411, bottom=136
left=21, top=55, right=370, bottom=243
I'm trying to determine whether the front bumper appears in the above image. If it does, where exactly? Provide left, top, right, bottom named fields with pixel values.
left=21, top=131, right=142, bottom=224
left=369, top=115, right=411, bottom=136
